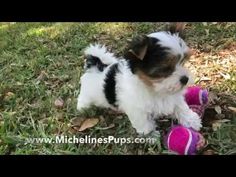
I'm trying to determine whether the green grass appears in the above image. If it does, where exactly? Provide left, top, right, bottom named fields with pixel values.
left=0, top=22, right=236, bottom=155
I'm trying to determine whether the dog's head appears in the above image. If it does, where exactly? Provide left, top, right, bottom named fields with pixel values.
left=124, top=22, right=193, bottom=94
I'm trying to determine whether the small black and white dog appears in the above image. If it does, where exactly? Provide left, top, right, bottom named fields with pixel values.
left=77, top=23, right=202, bottom=135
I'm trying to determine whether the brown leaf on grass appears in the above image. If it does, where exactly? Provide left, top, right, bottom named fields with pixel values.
left=200, top=76, right=211, bottom=81
left=54, top=98, right=64, bottom=108
left=205, top=29, right=210, bottom=37
left=228, top=107, right=236, bottom=113
left=219, top=72, right=231, bottom=80
left=78, top=118, right=99, bottom=132
left=16, top=82, right=23, bottom=86
left=117, top=115, right=125, bottom=119
left=69, top=127, right=78, bottom=134
left=70, top=117, right=85, bottom=127
left=3, top=92, right=15, bottom=101
left=211, top=119, right=230, bottom=131
left=5, top=92, right=14, bottom=97
left=214, top=105, right=222, bottom=114
left=202, top=149, right=215, bottom=155
left=36, top=70, right=48, bottom=81
left=218, top=119, right=231, bottom=123
left=96, top=123, right=115, bottom=130
left=208, top=92, right=219, bottom=104
left=212, top=122, right=222, bottom=131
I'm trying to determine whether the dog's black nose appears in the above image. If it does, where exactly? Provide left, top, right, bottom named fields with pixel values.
left=180, top=76, right=189, bottom=85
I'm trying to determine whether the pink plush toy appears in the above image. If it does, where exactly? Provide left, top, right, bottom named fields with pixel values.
left=184, top=86, right=208, bottom=118
left=164, top=86, right=208, bottom=155
left=165, top=125, right=204, bottom=155
left=185, top=86, right=208, bottom=106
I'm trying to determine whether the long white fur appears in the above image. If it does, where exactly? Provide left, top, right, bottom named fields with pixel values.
left=77, top=32, right=202, bottom=135
left=84, top=44, right=118, bottom=65
left=148, top=32, right=189, bottom=59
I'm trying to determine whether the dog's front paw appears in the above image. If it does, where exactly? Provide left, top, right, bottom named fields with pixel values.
left=135, top=120, right=156, bottom=135
left=180, top=112, right=202, bottom=131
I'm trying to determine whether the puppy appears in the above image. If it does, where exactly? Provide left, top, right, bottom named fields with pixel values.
left=77, top=23, right=202, bottom=135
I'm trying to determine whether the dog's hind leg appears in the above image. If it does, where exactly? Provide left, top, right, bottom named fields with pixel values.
left=77, top=94, right=92, bottom=111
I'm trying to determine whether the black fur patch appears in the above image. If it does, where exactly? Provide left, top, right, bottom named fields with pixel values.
left=85, top=55, right=107, bottom=72
left=125, top=36, right=175, bottom=79
left=103, top=63, right=119, bottom=106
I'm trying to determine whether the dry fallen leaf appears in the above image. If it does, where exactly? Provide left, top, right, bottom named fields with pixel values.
left=205, top=29, right=210, bottom=36
left=208, top=92, right=219, bottom=104
left=70, top=117, right=85, bottom=127
left=200, top=76, right=212, bottom=81
left=211, top=119, right=230, bottom=131
left=219, top=72, right=231, bottom=80
left=214, top=105, right=222, bottom=114
left=16, top=82, right=23, bottom=86
left=78, top=118, right=99, bottom=132
left=69, top=127, right=78, bottom=134
left=37, top=70, right=48, bottom=81
left=218, top=119, right=231, bottom=123
left=5, top=92, right=14, bottom=97
left=8, top=112, right=16, bottom=116
left=228, top=107, right=236, bottom=113
left=202, top=149, right=215, bottom=155
left=54, top=98, right=64, bottom=108
left=212, top=122, right=222, bottom=131
left=95, top=123, right=115, bottom=130
left=117, top=115, right=125, bottom=119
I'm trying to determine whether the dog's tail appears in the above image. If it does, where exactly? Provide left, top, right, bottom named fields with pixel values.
left=84, top=44, right=118, bottom=72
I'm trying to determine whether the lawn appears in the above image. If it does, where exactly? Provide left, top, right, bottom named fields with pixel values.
left=0, top=22, right=235, bottom=155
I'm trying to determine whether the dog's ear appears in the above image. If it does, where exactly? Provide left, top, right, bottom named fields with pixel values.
left=167, top=22, right=186, bottom=38
left=125, top=35, right=149, bottom=60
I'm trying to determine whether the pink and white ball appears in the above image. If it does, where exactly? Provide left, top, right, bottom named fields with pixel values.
left=185, top=86, right=208, bottom=106
left=165, top=125, right=201, bottom=155
left=184, top=86, right=208, bottom=118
